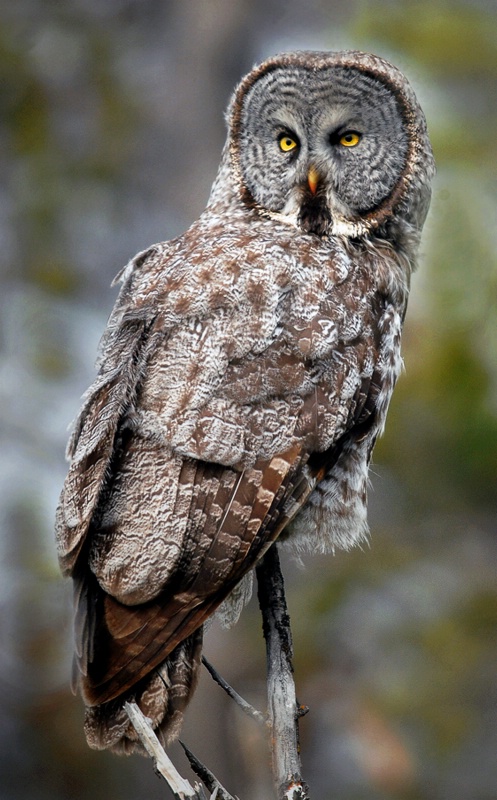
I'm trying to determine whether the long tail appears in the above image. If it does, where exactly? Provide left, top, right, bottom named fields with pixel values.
left=83, top=628, right=203, bottom=754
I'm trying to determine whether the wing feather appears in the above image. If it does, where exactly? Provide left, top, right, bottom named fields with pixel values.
left=56, top=245, right=165, bottom=577
left=78, top=444, right=304, bottom=705
left=56, top=319, right=157, bottom=576
left=62, top=229, right=397, bottom=724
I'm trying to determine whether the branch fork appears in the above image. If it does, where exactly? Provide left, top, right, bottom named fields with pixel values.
left=125, top=544, right=310, bottom=799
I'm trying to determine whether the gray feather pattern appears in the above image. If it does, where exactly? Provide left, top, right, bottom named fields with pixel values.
left=55, top=49, right=434, bottom=754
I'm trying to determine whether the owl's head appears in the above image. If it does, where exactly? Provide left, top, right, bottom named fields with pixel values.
left=222, top=51, right=434, bottom=243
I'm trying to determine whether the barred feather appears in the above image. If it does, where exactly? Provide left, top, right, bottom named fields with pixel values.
left=55, top=49, right=433, bottom=754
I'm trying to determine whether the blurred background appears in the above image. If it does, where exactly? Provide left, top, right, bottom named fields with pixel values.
left=0, top=1, right=496, bottom=798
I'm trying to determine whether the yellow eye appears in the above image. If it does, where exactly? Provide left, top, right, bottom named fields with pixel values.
left=279, top=134, right=298, bottom=152
left=339, top=131, right=361, bottom=147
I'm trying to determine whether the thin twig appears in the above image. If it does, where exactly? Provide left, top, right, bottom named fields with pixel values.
left=202, top=655, right=266, bottom=725
left=124, top=701, right=206, bottom=799
left=179, top=741, right=239, bottom=800
left=256, top=545, right=310, bottom=800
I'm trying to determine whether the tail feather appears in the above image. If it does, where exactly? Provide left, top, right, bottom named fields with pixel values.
left=84, top=628, right=203, bottom=755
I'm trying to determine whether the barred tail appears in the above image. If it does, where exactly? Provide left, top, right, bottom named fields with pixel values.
left=83, top=628, right=203, bottom=755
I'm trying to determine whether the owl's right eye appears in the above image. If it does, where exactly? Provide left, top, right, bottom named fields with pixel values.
left=278, top=133, right=299, bottom=153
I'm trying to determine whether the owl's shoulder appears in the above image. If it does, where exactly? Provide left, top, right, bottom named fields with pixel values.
left=110, top=212, right=406, bottom=335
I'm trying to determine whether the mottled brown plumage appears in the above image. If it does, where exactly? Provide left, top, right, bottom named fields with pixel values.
left=56, top=50, right=434, bottom=753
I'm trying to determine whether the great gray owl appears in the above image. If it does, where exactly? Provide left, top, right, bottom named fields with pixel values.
left=56, top=50, right=434, bottom=753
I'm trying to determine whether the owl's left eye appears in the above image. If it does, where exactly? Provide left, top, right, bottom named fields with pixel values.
left=339, top=131, right=362, bottom=147
left=278, top=133, right=299, bottom=153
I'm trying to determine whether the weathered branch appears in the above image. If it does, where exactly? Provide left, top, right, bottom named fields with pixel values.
left=179, top=740, right=238, bottom=800
left=126, top=544, right=310, bottom=799
left=202, top=655, right=266, bottom=725
left=256, top=545, right=310, bottom=800
left=124, top=701, right=206, bottom=799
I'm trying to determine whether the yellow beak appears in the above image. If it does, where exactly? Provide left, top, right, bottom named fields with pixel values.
left=307, top=166, right=319, bottom=195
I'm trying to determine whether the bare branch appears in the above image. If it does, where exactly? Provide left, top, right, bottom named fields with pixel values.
left=202, top=655, right=266, bottom=725
left=126, top=544, right=311, bottom=800
left=256, top=545, right=310, bottom=800
left=179, top=741, right=238, bottom=800
left=124, top=701, right=206, bottom=799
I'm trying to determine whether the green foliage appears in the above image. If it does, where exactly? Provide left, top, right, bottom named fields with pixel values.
left=353, top=0, right=497, bottom=77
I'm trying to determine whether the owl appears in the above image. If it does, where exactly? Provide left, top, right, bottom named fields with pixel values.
left=56, top=51, right=434, bottom=754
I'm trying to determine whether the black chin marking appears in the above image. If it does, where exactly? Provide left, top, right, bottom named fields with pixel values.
left=298, top=192, right=332, bottom=237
